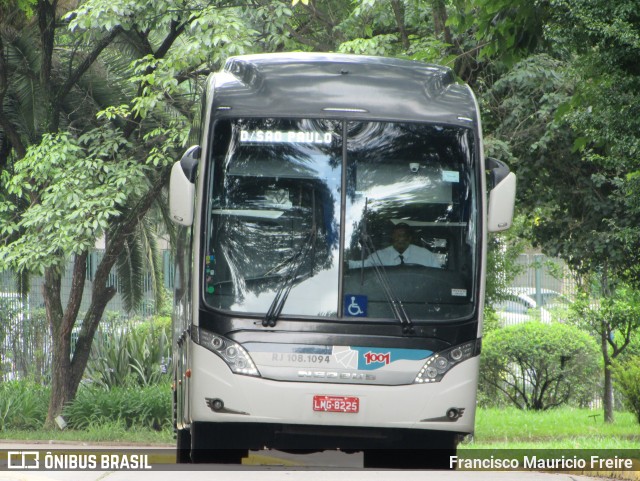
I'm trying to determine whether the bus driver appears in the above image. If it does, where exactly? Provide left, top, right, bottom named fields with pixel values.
left=351, top=223, right=443, bottom=269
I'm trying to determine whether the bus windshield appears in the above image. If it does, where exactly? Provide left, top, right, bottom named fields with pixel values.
left=204, top=118, right=478, bottom=321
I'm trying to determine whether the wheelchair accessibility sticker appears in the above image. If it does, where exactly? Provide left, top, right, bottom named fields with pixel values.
left=344, top=294, right=367, bottom=317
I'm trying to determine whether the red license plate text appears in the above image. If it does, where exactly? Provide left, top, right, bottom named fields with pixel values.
left=313, top=395, right=359, bottom=413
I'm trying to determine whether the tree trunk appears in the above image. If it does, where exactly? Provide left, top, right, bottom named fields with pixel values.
left=46, top=324, right=73, bottom=425
left=42, top=248, right=119, bottom=426
left=68, top=262, right=118, bottom=394
left=37, top=0, right=60, bottom=133
left=602, top=329, right=614, bottom=423
left=391, top=0, right=410, bottom=50
left=43, top=265, right=72, bottom=426
left=431, top=0, right=453, bottom=45
left=0, top=31, right=28, bottom=161
left=44, top=172, right=170, bottom=425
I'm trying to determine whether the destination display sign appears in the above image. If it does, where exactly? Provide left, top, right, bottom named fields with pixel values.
left=240, top=129, right=332, bottom=144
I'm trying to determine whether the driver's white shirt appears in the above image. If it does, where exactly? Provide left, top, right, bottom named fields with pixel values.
left=350, top=244, right=443, bottom=268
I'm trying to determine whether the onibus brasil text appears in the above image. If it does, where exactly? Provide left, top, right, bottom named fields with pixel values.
left=7, top=451, right=151, bottom=470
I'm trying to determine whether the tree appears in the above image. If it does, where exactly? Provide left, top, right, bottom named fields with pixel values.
left=473, top=0, right=640, bottom=421
left=549, top=3, right=640, bottom=422
left=465, top=0, right=640, bottom=288
left=0, top=0, right=260, bottom=425
left=570, top=284, right=640, bottom=423
left=4, top=0, right=422, bottom=427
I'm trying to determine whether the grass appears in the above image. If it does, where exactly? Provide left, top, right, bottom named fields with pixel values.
left=0, top=423, right=174, bottom=445
left=464, top=408, right=640, bottom=481
left=470, top=407, right=640, bottom=448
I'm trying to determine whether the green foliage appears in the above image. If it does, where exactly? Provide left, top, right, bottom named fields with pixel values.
left=265, top=0, right=465, bottom=66
left=0, top=381, right=49, bottom=430
left=567, top=283, right=640, bottom=422
left=480, top=53, right=573, bottom=203
left=611, top=356, right=640, bottom=424
left=549, top=0, right=640, bottom=74
left=63, top=383, right=171, bottom=431
left=86, top=318, right=171, bottom=388
left=1, top=424, right=174, bottom=443
left=484, top=216, right=527, bottom=309
left=465, top=0, right=640, bottom=290
left=338, top=34, right=399, bottom=56
left=0, top=129, right=149, bottom=272
left=1, top=0, right=638, bottom=432
left=480, top=322, right=600, bottom=410
left=569, top=285, right=640, bottom=357
left=0, top=0, right=36, bottom=26
left=115, top=216, right=166, bottom=313
left=453, top=0, right=552, bottom=65
left=558, top=67, right=640, bottom=281
left=482, top=48, right=640, bottom=285
left=482, top=2, right=640, bottom=286
left=481, top=307, right=500, bottom=336
left=408, top=36, right=455, bottom=65
left=68, top=0, right=258, bottom=119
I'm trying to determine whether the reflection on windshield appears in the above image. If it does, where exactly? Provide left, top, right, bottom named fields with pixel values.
left=205, top=118, right=342, bottom=317
left=204, top=119, right=477, bottom=321
left=343, top=122, right=476, bottom=320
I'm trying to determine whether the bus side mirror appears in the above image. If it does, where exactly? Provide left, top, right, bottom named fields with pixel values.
left=170, top=145, right=201, bottom=226
left=487, top=157, right=516, bottom=232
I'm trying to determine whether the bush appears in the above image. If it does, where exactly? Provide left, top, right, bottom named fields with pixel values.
left=0, top=380, right=49, bottom=430
left=480, top=322, right=600, bottom=410
left=611, top=356, right=640, bottom=424
left=482, top=307, right=501, bottom=335
left=86, top=316, right=171, bottom=388
left=63, top=383, right=171, bottom=431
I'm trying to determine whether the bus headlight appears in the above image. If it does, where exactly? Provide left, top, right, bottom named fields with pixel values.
left=197, top=330, right=260, bottom=377
left=414, top=341, right=477, bottom=384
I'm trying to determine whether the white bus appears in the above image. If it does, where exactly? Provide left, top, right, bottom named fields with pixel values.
left=169, top=53, right=516, bottom=468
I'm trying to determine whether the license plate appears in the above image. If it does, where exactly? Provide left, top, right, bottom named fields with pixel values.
left=313, top=395, right=359, bottom=413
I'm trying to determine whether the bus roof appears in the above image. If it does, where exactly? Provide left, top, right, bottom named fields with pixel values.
left=209, top=53, right=478, bottom=126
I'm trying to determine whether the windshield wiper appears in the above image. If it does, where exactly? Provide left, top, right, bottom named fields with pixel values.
left=262, top=228, right=317, bottom=327
left=358, top=202, right=414, bottom=334
left=263, top=191, right=318, bottom=328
